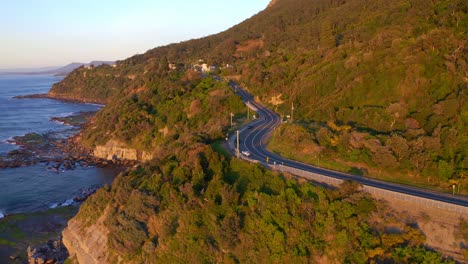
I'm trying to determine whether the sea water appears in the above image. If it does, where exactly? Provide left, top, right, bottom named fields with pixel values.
left=0, top=74, right=118, bottom=215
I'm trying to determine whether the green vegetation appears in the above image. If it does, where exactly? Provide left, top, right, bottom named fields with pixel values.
left=45, top=0, right=466, bottom=262
left=13, top=133, right=46, bottom=146
left=80, top=74, right=245, bottom=152
left=211, top=140, right=230, bottom=158
left=268, top=121, right=467, bottom=193
left=76, top=149, right=454, bottom=263
left=50, top=0, right=467, bottom=190
left=49, top=64, right=133, bottom=104
left=244, top=0, right=467, bottom=191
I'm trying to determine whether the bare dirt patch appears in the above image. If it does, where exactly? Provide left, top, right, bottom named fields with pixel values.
left=235, top=39, right=264, bottom=57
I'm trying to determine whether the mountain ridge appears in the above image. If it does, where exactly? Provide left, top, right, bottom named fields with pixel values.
left=0, top=61, right=115, bottom=76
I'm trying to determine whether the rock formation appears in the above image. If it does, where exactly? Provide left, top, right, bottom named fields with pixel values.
left=27, top=237, right=68, bottom=264
left=93, top=140, right=152, bottom=161
left=62, top=207, right=111, bottom=264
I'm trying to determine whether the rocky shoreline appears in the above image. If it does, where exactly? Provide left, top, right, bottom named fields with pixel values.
left=27, top=237, right=68, bottom=264
left=0, top=206, right=78, bottom=264
left=0, top=112, right=137, bottom=170
left=50, top=111, right=96, bottom=127
left=0, top=110, right=133, bottom=263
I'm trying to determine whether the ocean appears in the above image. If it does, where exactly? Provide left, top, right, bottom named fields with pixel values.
left=0, top=74, right=118, bottom=216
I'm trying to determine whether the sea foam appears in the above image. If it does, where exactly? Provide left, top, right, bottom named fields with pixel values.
left=49, top=199, right=75, bottom=209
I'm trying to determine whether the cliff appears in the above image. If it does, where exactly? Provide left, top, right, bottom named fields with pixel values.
left=62, top=207, right=111, bottom=264
left=93, top=140, right=152, bottom=161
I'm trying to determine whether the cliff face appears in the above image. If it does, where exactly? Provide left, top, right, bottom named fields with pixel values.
left=62, top=207, right=111, bottom=264
left=93, top=140, right=152, bottom=161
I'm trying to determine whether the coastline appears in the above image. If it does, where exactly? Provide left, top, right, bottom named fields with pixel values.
left=14, top=93, right=105, bottom=105
left=1, top=111, right=93, bottom=169
left=0, top=205, right=78, bottom=263
left=0, top=92, right=129, bottom=262
left=0, top=128, right=126, bottom=263
left=1, top=109, right=136, bottom=169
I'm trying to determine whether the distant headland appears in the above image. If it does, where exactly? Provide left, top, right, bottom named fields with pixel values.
left=0, top=61, right=115, bottom=76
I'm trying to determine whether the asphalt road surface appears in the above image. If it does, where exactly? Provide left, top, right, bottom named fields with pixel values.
left=228, top=81, right=468, bottom=207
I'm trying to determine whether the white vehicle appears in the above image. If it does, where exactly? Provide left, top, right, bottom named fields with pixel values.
left=241, top=151, right=251, bottom=157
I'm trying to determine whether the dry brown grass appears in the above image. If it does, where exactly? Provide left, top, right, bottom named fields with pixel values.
left=234, top=39, right=264, bottom=57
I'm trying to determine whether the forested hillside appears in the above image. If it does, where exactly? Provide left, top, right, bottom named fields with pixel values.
left=242, top=0, right=467, bottom=190
left=69, top=150, right=456, bottom=263
left=61, top=61, right=459, bottom=264
left=50, top=0, right=467, bottom=190
left=53, top=0, right=468, bottom=262
left=79, top=74, right=245, bottom=152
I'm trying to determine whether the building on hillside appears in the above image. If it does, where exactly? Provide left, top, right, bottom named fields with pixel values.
left=168, top=63, right=177, bottom=70
left=201, top=63, right=210, bottom=72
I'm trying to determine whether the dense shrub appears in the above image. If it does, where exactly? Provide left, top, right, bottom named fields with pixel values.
left=75, top=146, right=454, bottom=263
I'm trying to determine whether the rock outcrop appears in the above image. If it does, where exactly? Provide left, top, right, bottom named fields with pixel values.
left=62, top=207, right=111, bottom=264
left=93, top=140, right=152, bottom=161
left=27, top=237, right=68, bottom=264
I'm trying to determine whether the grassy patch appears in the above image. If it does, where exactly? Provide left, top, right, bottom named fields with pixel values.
left=12, top=133, right=46, bottom=146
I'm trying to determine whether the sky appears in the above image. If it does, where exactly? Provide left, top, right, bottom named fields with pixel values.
left=0, top=0, right=270, bottom=69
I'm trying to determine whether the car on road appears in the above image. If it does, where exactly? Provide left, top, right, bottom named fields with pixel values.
left=247, top=125, right=254, bottom=129
left=241, top=151, right=251, bottom=157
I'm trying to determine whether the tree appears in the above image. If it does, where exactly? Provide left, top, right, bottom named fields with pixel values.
left=409, top=138, right=432, bottom=177
left=372, top=146, right=398, bottom=168
left=316, top=127, right=332, bottom=147
left=386, top=134, right=409, bottom=162
left=438, top=160, right=454, bottom=181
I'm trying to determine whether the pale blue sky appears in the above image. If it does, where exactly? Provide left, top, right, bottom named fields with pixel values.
left=0, top=0, right=270, bottom=69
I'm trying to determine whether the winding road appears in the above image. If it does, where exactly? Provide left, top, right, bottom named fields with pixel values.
left=227, top=82, right=468, bottom=207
